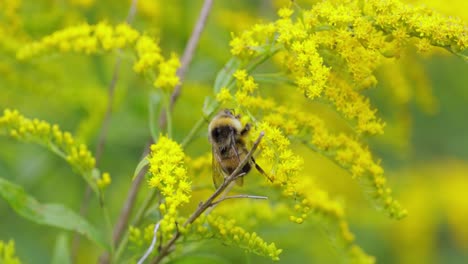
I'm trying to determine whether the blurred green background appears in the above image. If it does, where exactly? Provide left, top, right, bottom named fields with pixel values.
left=1, top=0, right=468, bottom=263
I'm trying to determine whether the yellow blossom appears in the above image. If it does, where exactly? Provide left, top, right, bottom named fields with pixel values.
left=16, top=22, right=180, bottom=92
left=153, top=53, right=180, bottom=91
left=147, top=136, right=191, bottom=237
left=190, top=214, right=283, bottom=261
left=215, top=87, right=233, bottom=104
left=17, top=22, right=140, bottom=59
left=97, top=172, right=112, bottom=189
left=0, top=109, right=102, bottom=194
left=227, top=0, right=466, bottom=137
left=133, top=35, right=163, bottom=73
left=0, top=240, right=21, bottom=264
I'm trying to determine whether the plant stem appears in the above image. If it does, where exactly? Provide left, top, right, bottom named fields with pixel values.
left=209, top=194, right=268, bottom=207
left=180, top=117, right=206, bottom=148
left=165, top=93, right=172, bottom=138
left=113, top=188, right=158, bottom=262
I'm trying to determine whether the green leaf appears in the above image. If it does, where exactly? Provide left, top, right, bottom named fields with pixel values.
left=0, top=177, right=109, bottom=250
left=202, top=96, right=219, bottom=117
left=133, top=156, right=149, bottom=180
left=52, top=234, right=71, bottom=264
left=213, top=57, right=241, bottom=93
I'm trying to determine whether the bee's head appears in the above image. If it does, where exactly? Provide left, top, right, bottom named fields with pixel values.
left=209, top=109, right=243, bottom=143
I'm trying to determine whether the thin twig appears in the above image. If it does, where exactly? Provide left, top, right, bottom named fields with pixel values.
left=159, top=0, right=214, bottom=127
left=113, top=188, right=158, bottom=262
left=72, top=1, right=140, bottom=260
left=112, top=142, right=151, bottom=244
left=137, top=221, right=161, bottom=264
left=209, top=194, right=268, bottom=207
left=204, top=181, right=236, bottom=215
left=149, top=132, right=265, bottom=264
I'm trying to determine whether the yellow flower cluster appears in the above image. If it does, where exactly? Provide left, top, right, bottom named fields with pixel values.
left=233, top=69, right=258, bottom=93
left=229, top=0, right=466, bottom=135
left=252, top=122, right=303, bottom=193
left=215, top=87, right=233, bottom=105
left=365, top=0, right=467, bottom=52
left=153, top=53, right=180, bottom=91
left=17, top=22, right=139, bottom=58
left=0, top=240, right=21, bottom=264
left=311, top=126, right=407, bottom=219
left=96, top=172, right=111, bottom=189
left=190, top=214, right=282, bottom=261
left=128, top=223, right=159, bottom=249
left=0, top=109, right=105, bottom=193
left=0, top=0, right=22, bottom=34
left=16, top=22, right=181, bottom=91
left=296, top=181, right=375, bottom=263
left=147, top=136, right=191, bottom=237
left=325, top=74, right=385, bottom=135
left=230, top=23, right=276, bottom=58
left=133, top=35, right=162, bottom=72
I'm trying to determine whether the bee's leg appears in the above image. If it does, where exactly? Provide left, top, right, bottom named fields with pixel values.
left=240, top=123, right=251, bottom=136
left=252, top=157, right=274, bottom=183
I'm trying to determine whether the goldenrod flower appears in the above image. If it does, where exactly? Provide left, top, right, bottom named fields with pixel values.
left=16, top=23, right=180, bottom=92
left=97, top=172, right=112, bottom=189
left=228, top=0, right=466, bottom=136
left=153, top=53, right=180, bottom=91
left=215, top=87, right=233, bottom=104
left=190, top=214, right=283, bottom=261
left=0, top=109, right=105, bottom=193
left=147, top=136, right=191, bottom=237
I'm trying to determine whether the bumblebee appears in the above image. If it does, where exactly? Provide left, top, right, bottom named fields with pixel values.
left=208, top=109, right=267, bottom=188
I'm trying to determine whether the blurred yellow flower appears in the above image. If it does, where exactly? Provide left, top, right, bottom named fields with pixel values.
left=0, top=240, right=21, bottom=264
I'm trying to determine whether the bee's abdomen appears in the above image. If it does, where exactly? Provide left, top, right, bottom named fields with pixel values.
left=221, top=157, right=252, bottom=176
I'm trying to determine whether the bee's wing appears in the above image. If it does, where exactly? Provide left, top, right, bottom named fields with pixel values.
left=212, top=146, right=225, bottom=189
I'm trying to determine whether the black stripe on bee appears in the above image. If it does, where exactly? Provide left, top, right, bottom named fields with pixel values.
left=224, top=162, right=252, bottom=176
left=211, top=125, right=237, bottom=144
